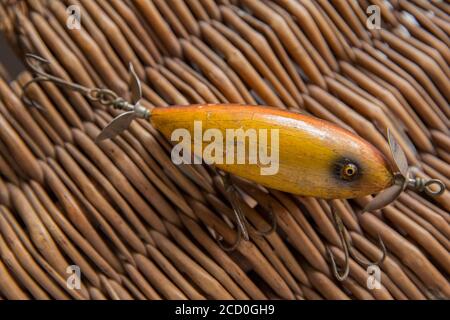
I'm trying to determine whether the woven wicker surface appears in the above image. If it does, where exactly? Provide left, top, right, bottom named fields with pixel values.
left=0, top=0, right=449, bottom=300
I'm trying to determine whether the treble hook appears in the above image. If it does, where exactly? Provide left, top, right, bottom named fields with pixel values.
left=20, top=55, right=52, bottom=110
left=216, top=172, right=277, bottom=251
left=326, top=208, right=350, bottom=281
left=21, top=54, right=90, bottom=110
left=23, top=54, right=92, bottom=95
left=327, top=203, right=386, bottom=281
left=21, top=53, right=127, bottom=113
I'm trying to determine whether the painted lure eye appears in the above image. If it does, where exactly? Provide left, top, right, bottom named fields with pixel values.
left=341, top=163, right=358, bottom=181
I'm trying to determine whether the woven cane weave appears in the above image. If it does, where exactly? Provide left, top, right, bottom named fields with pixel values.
left=0, top=0, right=449, bottom=300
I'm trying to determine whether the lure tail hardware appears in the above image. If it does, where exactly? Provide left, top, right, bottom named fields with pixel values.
left=327, top=203, right=386, bottom=281
left=217, top=172, right=276, bottom=251
left=96, top=64, right=150, bottom=142
left=22, top=54, right=150, bottom=142
left=363, top=130, right=445, bottom=213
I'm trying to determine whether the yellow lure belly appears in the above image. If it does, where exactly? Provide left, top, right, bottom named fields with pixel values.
left=150, top=104, right=393, bottom=199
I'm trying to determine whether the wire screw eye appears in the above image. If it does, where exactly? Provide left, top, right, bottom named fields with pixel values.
left=407, top=177, right=445, bottom=197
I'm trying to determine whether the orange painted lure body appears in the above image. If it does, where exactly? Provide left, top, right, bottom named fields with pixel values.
left=151, top=104, right=394, bottom=199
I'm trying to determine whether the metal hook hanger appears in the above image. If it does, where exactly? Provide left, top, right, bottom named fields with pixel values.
left=327, top=202, right=387, bottom=281
left=216, top=172, right=277, bottom=251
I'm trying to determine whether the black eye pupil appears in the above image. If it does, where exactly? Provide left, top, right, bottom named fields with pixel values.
left=341, top=163, right=358, bottom=180
left=333, top=158, right=360, bottom=182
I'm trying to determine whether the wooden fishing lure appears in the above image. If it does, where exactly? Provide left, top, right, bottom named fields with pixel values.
left=94, top=64, right=444, bottom=215
left=23, top=55, right=443, bottom=207
left=150, top=104, right=394, bottom=200
left=24, top=55, right=446, bottom=279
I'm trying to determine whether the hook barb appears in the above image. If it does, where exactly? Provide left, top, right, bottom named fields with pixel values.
left=252, top=202, right=277, bottom=237
left=23, top=53, right=95, bottom=97
left=348, top=234, right=386, bottom=267
left=217, top=225, right=242, bottom=252
left=20, top=79, right=47, bottom=111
